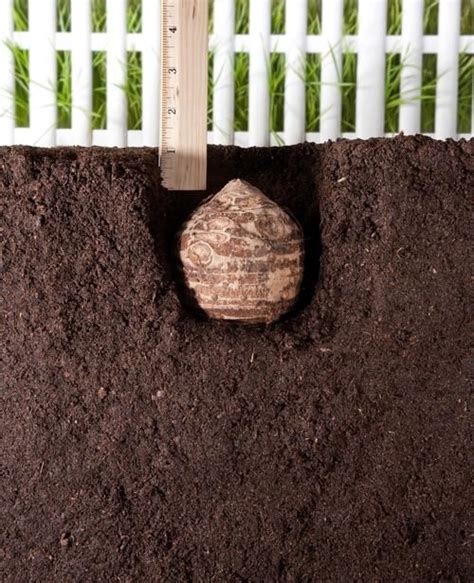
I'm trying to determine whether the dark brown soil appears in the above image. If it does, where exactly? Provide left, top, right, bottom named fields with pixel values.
left=1, top=136, right=472, bottom=582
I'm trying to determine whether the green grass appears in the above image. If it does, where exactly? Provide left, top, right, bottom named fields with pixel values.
left=7, top=0, right=474, bottom=138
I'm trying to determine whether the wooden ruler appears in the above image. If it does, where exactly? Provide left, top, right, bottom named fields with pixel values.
left=159, top=0, right=208, bottom=191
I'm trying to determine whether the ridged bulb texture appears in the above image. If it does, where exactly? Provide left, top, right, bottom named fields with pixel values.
left=179, top=179, right=305, bottom=324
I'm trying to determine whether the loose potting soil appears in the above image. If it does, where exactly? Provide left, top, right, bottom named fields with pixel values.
left=1, top=136, right=472, bottom=582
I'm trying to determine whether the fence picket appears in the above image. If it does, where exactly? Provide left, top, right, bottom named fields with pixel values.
left=213, top=0, right=236, bottom=145
left=106, top=0, right=127, bottom=146
left=29, top=0, right=57, bottom=146
left=435, top=0, right=461, bottom=138
left=72, top=0, right=92, bottom=146
left=0, top=0, right=472, bottom=147
left=249, top=0, right=271, bottom=147
left=0, top=0, right=14, bottom=145
left=142, top=0, right=160, bottom=146
left=399, top=0, right=423, bottom=134
left=356, top=0, right=387, bottom=138
left=285, top=0, right=308, bottom=144
left=320, top=0, right=344, bottom=141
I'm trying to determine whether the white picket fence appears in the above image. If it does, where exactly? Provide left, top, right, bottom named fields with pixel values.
left=0, top=0, right=472, bottom=148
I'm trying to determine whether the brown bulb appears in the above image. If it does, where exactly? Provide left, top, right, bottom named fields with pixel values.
left=178, top=179, right=304, bottom=324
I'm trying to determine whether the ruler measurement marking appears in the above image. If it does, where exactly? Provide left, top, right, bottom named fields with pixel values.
left=159, top=0, right=208, bottom=191
left=159, top=0, right=179, bottom=187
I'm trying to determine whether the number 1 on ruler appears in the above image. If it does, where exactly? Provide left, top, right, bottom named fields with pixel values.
left=159, top=0, right=208, bottom=191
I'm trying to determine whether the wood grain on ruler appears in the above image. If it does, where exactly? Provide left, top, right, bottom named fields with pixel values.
left=160, top=0, right=208, bottom=191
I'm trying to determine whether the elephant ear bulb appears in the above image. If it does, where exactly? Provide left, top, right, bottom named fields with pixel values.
left=178, top=179, right=305, bottom=324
